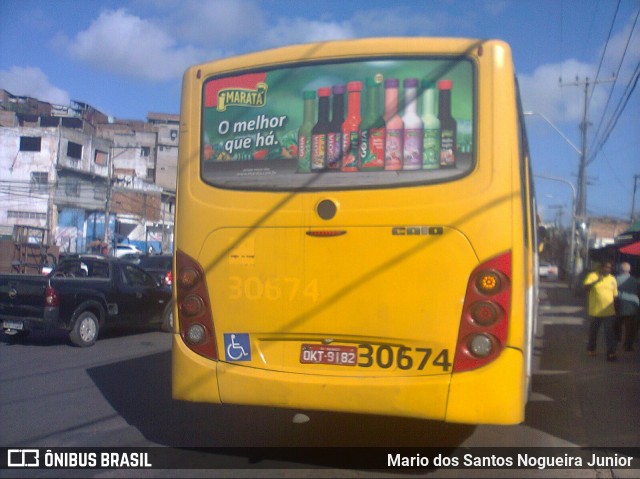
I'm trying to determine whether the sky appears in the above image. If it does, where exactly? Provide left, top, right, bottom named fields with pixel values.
left=0, top=0, right=638, bottom=225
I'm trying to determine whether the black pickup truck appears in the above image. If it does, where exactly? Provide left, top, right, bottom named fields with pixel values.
left=0, top=254, right=173, bottom=347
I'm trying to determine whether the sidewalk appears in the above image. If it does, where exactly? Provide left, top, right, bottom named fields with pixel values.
left=531, top=281, right=640, bottom=449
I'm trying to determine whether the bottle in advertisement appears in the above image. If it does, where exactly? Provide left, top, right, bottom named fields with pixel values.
left=421, top=80, right=440, bottom=169
left=326, top=84, right=345, bottom=171
left=341, top=81, right=362, bottom=172
left=297, top=90, right=316, bottom=173
left=383, top=78, right=403, bottom=171
left=437, top=79, right=457, bottom=168
left=311, top=87, right=331, bottom=171
left=402, top=78, right=423, bottom=170
left=359, top=77, right=385, bottom=171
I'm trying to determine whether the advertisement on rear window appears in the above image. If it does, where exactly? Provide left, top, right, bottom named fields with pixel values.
left=202, top=58, right=474, bottom=190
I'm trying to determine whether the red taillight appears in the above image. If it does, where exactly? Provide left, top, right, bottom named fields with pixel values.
left=176, top=249, right=218, bottom=360
left=454, top=251, right=511, bottom=372
left=45, top=285, right=59, bottom=307
left=164, top=270, right=173, bottom=286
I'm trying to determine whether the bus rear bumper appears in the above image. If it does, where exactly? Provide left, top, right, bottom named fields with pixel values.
left=446, top=347, right=526, bottom=425
left=173, top=336, right=526, bottom=424
left=216, top=361, right=451, bottom=421
left=172, top=335, right=450, bottom=420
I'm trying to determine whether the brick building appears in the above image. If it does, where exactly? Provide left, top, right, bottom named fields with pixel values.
left=0, top=89, right=177, bottom=258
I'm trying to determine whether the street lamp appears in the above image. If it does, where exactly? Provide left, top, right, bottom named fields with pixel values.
left=524, top=111, right=587, bottom=279
left=535, top=174, right=577, bottom=282
left=523, top=111, right=587, bottom=218
left=523, top=111, right=582, bottom=156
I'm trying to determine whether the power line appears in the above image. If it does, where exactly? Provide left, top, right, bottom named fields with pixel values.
left=587, top=0, right=621, bottom=110
left=589, top=60, right=640, bottom=163
left=559, top=75, right=615, bottom=219
left=589, top=8, right=640, bottom=161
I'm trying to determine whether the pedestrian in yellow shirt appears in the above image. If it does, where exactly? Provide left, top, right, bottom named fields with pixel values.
left=583, top=261, right=619, bottom=361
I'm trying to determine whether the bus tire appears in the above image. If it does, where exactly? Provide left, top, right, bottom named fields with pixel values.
left=70, top=311, right=99, bottom=347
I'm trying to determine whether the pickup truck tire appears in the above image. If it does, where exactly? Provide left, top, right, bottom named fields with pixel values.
left=161, top=301, right=174, bottom=333
left=69, top=311, right=100, bottom=347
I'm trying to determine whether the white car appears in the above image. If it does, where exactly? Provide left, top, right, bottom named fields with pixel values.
left=539, top=261, right=559, bottom=279
left=114, top=244, right=143, bottom=258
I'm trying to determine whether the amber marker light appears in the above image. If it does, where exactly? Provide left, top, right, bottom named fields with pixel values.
left=179, top=266, right=200, bottom=289
left=475, top=270, right=502, bottom=295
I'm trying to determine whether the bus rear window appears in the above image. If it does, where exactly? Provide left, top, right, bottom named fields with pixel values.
left=201, top=57, right=474, bottom=191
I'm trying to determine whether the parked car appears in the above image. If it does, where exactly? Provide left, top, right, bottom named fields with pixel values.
left=539, top=261, right=559, bottom=279
left=119, top=252, right=144, bottom=264
left=138, top=254, right=173, bottom=287
left=114, top=244, right=143, bottom=258
left=0, top=254, right=173, bottom=346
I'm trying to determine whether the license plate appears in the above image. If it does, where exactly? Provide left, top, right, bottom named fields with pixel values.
left=300, top=344, right=357, bottom=366
left=3, top=321, right=24, bottom=330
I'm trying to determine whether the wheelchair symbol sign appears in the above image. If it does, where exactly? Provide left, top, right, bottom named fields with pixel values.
left=224, top=333, right=251, bottom=361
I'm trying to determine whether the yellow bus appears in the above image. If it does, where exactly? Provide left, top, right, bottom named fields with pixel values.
left=173, top=37, right=538, bottom=425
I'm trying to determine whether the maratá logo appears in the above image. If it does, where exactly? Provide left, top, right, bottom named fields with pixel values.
left=217, top=83, right=268, bottom=111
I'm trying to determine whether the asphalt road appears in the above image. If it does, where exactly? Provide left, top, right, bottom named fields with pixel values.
left=0, top=281, right=638, bottom=478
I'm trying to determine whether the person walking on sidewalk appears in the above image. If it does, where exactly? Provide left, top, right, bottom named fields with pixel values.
left=583, top=261, right=619, bottom=361
left=614, top=262, right=639, bottom=352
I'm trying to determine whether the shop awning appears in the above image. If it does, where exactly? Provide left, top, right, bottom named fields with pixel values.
left=619, top=241, right=640, bottom=256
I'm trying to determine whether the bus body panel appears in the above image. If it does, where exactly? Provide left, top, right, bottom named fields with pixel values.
left=446, top=347, right=525, bottom=424
left=172, top=336, right=221, bottom=403
left=173, top=38, right=535, bottom=425
left=201, top=225, right=477, bottom=376
left=216, top=359, right=450, bottom=420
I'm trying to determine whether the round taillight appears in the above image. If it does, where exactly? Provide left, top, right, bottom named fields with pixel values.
left=186, top=323, right=207, bottom=344
left=181, top=294, right=204, bottom=316
left=475, top=270, right=502, bottom=295
left=467, top=333, right=496, bottom=358
left=45, top=286, right=59, bottom=306
left=179, top=267, right=200, bottom=289
left=470, top=301, right=502, bottom=326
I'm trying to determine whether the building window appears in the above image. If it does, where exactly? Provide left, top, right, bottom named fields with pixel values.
left=67, top=141, right=83, bottom=159
left=40, top=116, right=61, bottom=127
left=30, top=171, right=48, bottom=194
left=94, top=186, right=106, bottom=201
left=170, top=129, right=178, bottom=141
left=20, top=136, right=42, bottom=152
left=141, top=146, right=150, bottom=157
left=65, top=179, right=80, bottom=197
left=94, top=150, right=107, bottom=166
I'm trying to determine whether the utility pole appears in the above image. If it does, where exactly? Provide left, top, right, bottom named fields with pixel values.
left=104, top=147, right=113, bottom=254
left=559, top=75, right=615, bottom=272
left=559, top=76, right=616, bottom=220
left=632, top=174, right=640, bottom=222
